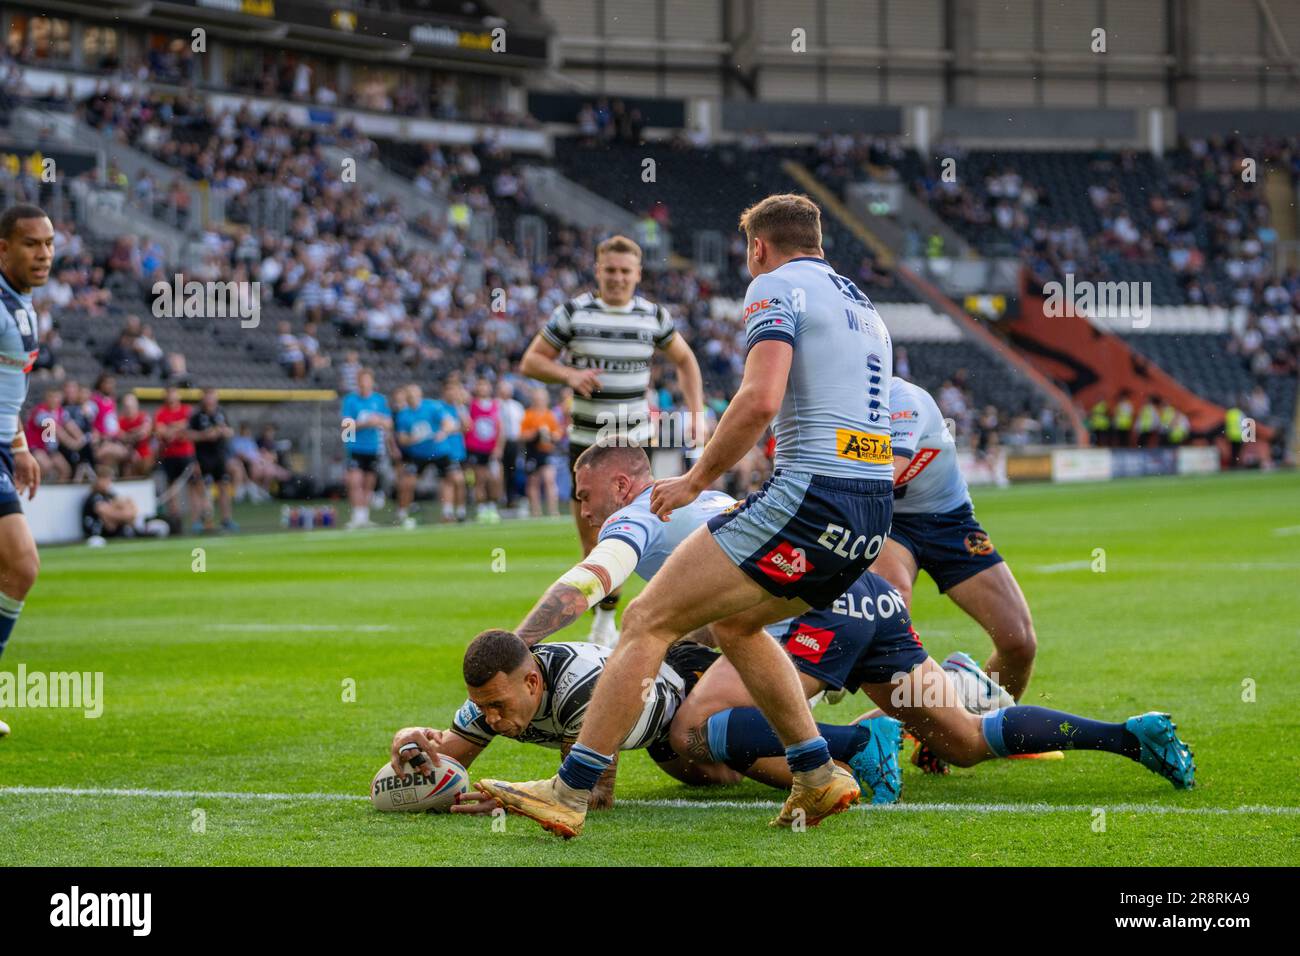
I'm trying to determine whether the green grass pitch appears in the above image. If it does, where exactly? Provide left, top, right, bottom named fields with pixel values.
left=2, top=470, right=1298, bottom=866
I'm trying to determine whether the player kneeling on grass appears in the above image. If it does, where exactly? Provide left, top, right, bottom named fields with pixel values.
left=669, top=568, right=1195, bottom=793
left=387, top=629, right=740, bottom=814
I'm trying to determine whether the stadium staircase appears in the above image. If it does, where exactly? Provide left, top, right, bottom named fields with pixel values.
left=18, top=105, right=203, bottom=267
left=318, top=143, right=449, bottom=249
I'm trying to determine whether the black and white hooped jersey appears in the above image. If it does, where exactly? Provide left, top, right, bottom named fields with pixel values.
left=540, top=292, right=676, bottom=449
left=449, top=641, right=685, bottom=751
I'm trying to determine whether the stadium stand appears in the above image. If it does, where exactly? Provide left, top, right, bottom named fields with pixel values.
left=3, top=22, right=1296, bottom=518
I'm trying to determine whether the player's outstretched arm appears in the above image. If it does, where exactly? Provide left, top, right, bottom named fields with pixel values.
left=515, top=539, right=639, bottom=645
left=515, top=583, right=588, bottom=646
left=650, top=339, right=792, bottom=519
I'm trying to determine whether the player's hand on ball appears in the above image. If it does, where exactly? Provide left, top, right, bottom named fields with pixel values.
left=567, top=368, right=602, bottom=398
left=650, top=473, right=703, bottom=521
left=389, top=726, right=444, bottom=775
left=449, top=790, right=502, bottom=815
left=12, top=450, right=39, bottom=500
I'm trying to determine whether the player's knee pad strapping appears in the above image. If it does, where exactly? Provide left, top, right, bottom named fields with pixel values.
left=980, top=708, right=1010, bottom=757
left=706, top=707, right=786, bottom=772
left=704, top=709, right=752, bottom=772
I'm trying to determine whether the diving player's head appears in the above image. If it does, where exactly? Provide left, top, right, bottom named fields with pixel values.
left=462, top=629, right=543, bottom=738
left=594, top=235, right=642, bottom=307
left=0, top=204, right=54, bottom=293
left=572, top=443, right=653, bottom=528
left=738, top=193, right=824, bottom=279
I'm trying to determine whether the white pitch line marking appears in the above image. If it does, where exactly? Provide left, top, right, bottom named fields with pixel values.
left=202, top=624, right=403, bottom=633
left=1, top=786, right=1296, bottom=816
left=1033, top=560, right=1092, bottom=573
left=1272, top=525, right=1300, bottom=536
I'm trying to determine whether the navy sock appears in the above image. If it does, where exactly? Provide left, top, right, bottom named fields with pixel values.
left=707, top=707, right=868, bottom=768
left=556, top=743, right=614, bottom=791
left=785, top=737, right=832, bottom=773
left=0, top=591, right=22, bottom=659
left=982, top=706, right=1140, bottom=760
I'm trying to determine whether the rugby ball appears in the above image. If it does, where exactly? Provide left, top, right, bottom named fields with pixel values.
left=369, top=755, right=470, bottom=813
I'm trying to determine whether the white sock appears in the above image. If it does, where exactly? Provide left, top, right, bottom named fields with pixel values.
left=355, top=506, right=369, bottom=524
left=553, top=776, right=591, bottom=811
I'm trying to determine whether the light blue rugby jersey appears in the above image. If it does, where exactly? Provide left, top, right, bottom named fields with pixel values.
left=743, top=256, right=893, bottom=481
left=597, top=485, right=737, bottom=580
left=889, top=378, right=971, bottom=515
left=0, top=271, right=38, bottom=443
left=597, top=485, right=797, bottom=635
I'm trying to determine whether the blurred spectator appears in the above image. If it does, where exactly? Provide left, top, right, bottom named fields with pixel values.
left=154, top=385, right=204, bottom=526
left=116, top=393, right=155, bottom=478
left=89, top=374, right=129, bottom=471
left=189, top=388, right=237, bottom=533
left=25, top=387, right=72, bottom=483
left=520, top=387, right=561, bottom=517
left=81, top=465, right=140, bottom=541
left=277, top=321, right=306, bottom=379
left=135, top=323, right=165, bottom=375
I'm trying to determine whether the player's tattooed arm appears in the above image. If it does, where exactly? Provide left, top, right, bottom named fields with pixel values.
left=515, top=584, right=590, bottom=646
